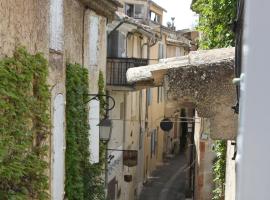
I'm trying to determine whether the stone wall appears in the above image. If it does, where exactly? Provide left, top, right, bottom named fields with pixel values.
left=64, top=0, right=85, bottom=64
left=0, top=0, right=49, bottom=58
left=167, top=53, right=237, bottom=140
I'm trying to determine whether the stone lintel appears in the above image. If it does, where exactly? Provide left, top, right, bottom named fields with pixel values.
left=79, top=0, right=121, bottom=20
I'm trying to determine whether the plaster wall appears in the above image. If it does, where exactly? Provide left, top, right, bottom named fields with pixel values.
left=144, top=87, right=165, bottom=177
left=64, top=0, right=84, bottom=64
left=123, top=91, right=141, bottom=200
left=107, top=91, right=125, bottom=200
left=149, top=35, right=167, bottom=64
left=84, top=10, right=107, bottom=93
left=167, top=45, right=185, bottom=58
left=149, top=3, right=164, bottom=23
left=225, top=141, right=236, bottom=200
left=0, top=0, right=49, bottom=58
left=194, top=117, right=215, bottom=200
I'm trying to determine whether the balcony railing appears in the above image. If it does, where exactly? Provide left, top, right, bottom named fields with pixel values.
left=107, top=57, right=148, bottom=86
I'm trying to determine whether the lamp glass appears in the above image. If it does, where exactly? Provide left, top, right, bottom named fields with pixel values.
left=99, top=118, right=112, bottom=142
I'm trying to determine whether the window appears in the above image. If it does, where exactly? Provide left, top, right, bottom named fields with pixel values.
left=159, top=43, right=165, bottom=59
left=150, top=11, right=161, bottom=24
left=134, top=4, right=145, bottom=19
left=125, top=4, right=146, bottom=19
left=125, top=4, right=134, bottom=17
left=157, top=86, right=164, bottom=103
left=147, top=88, right=152, bottom=106
left=151, top=129, right=157, bottom=158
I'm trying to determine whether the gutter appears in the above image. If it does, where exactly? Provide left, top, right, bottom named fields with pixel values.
left=108, top=19, right=157, bottom=39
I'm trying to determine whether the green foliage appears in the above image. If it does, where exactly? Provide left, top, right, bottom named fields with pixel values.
left=212, top=140, right=227, bottom=200
left=98, top=71, right=106, bottom=117
left=0, top=47, right=50, bottom=199
left=65, top=63, right=88, bottom=199
left=192, top=0, right=237, bottom=49
left=65, top=65, right=105, bottom=200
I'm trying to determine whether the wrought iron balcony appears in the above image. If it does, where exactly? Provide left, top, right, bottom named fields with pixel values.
left=107, top=57, right=148, bottom=86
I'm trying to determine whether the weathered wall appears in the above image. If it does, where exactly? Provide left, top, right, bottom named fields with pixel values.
left=144, top=87, right=165, bottom=178
left=167, top=58, right=237, bottom=139
left=0, top=0, right=49, bottom=58
left=107, top=91, right=125, bottom=200
left=194, top=117, right=215, bottom=200
left=64, top=0, right=84, bottom=64
left=123, top=91, right=141, bottom=200
left=149, top=3, right=164, bottom=23
left=84, top=10, right=107, bottom=93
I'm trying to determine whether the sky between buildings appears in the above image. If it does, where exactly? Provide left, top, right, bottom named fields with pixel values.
left=153, top=0, right=198, bottom=30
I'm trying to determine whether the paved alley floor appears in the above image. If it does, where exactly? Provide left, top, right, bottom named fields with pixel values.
left=139, top=154, right=187, bottom=200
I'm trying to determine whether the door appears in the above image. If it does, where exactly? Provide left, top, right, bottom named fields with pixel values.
left=51, top=94, right=65, bottom=200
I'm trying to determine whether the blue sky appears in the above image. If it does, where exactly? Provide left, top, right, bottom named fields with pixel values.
left=153, top=0, right=198, bottom=30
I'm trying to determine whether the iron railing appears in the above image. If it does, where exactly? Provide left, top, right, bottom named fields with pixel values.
left=107, top=57, right=148, bottom=86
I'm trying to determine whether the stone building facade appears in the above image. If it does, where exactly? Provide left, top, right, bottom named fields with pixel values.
left=0, top=0, right=119, bottom=199
left=105, top=1, right=196, bottom=199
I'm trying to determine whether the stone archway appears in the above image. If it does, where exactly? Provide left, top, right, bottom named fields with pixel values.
left=127, top=47, right=237, bottom=139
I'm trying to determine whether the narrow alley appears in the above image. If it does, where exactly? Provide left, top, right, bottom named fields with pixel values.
left=3, top=0, right=262, bottom=200
left=139, top=155, right=187, bottom=200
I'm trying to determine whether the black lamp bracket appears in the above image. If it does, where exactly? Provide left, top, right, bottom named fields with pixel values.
left=86, top=94, right=115, bottom=112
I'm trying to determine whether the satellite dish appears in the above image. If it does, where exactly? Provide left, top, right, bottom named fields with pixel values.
left=160, top=118, right=173, bottom=132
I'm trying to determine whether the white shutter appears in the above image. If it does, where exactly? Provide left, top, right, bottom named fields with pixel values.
left=52, top=94, right=65, bottom=200
left=89, top=100, right=100, bottom=164
left=89, top=15, right=99, bottom=66
left=49, top=0, right=64, bottom=51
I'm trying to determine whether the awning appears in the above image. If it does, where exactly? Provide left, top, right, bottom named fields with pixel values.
left=127, top=47, right=235, bottom=86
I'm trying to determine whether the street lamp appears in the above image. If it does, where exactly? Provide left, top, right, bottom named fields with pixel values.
left=86, top=93, right=115, bottom=143
left=99, top=117, right=112, bottom=143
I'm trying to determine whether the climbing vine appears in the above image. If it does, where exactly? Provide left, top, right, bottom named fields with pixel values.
left=0, top=47, right=50, bottom=199
left=65, top=65, right=105, bottom=200
left=212, top=141, right=227, bottom=200
left=65, top=63, right=89, bottom=199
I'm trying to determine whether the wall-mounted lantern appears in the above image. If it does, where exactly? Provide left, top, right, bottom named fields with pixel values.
left=86, top=93, right=115, bottom=143
left=99, top=118, right=112, bottom=143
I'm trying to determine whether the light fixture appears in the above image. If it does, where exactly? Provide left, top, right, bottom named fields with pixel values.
left=86, top=93, right=115, bottom=143
left=99, top=117, right=112, bottom=143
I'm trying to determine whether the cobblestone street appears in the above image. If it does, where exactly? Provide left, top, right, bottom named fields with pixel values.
left=139, top=155, right=187, bottom=200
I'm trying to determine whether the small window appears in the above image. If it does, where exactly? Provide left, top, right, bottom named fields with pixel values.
left=125, top=4, right=134, bottom=17
left=150, top=11, right=161, bottom=24
left=147, top=88, right=152, bottom=106
left=157, top=86, right=164, bottom=103
left=125, top=4, right=145, bottom=19
left=134, top=4, right=145, bottom=19
left=159, top=43, right=165, bottom=59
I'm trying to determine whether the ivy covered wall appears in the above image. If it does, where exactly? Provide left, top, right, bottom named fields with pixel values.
left=65, top=64, right=105, bottom=200
left=0, top=47, right=50, bottom=199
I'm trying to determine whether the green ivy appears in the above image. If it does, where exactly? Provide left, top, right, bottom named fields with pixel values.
left=192, top=0, right=237, bottom=49
left=0, top=47, right=50, bottom=199
left=65, top=65, right=105, bottom=200
left=212, top=140, right=227, bottom=200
